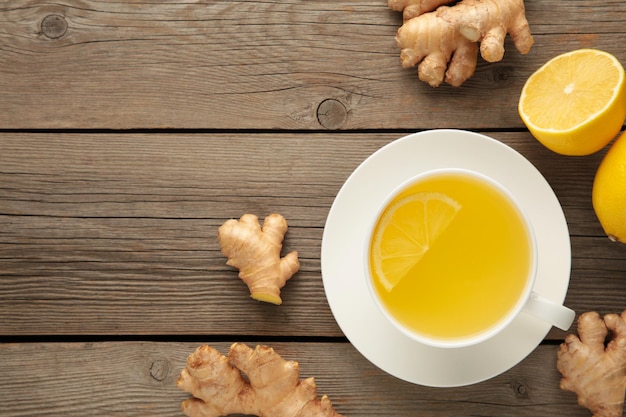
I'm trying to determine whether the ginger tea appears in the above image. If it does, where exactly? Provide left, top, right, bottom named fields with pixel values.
left=368, top=171, right=534, bottom=344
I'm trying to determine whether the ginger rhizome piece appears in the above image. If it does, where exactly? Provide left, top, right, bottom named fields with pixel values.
left=389, top=0, right=451, bottom=22
left=557, top=311, right=626, bottom=417
left=389, top=0, right=534, bottom=86
left=394, top=11, right=479, bottom=87
left=177, top=343, right=345, bottom=417
left=218, top=213, right=299, bottom=305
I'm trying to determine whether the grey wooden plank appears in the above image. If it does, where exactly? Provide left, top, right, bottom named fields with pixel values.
left=1, top=1, right=626, bottom=129
left=0, top=341, right=594, bottom=417
left=1, top=132, right=624, bottom=337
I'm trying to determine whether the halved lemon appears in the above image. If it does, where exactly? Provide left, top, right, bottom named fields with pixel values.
left=371, top=192, right=461, bottom=292
left=519, top=49, right=626, bottom=156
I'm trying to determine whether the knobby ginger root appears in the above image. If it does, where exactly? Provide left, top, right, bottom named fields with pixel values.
left=389, top=0, right=451, bottom=22
left=557, top=311, right=626, bottom=417
left=390, top=0, right=534, bottom=86
left=439, top=0, right=534, bottom=62
left=395, top=11, right=479, bottom=87
left=218, top=213, right=299, bottom=305
left=177, top=343, right=345, bottom=417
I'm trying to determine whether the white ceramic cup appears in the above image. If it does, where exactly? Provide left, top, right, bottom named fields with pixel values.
left=365, top=168, right=575, bottom=349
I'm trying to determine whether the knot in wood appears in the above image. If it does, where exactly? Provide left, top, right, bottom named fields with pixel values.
left=510, top=379, right=530, bottom=399
left=150, top=359, right=170, bottom=382
left=487, top=65, right=516, bottom=88
left=317, top=99, right=348, bottom=129
left=41, top=15, right=68, bottom=39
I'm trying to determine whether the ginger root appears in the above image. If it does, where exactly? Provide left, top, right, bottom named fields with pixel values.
left=390, top=0, right=534, bottom=86
left=389, top=0, right=451, bottom=22
left=218, top=213, right=299, bottom=305
left=394, top=11, right=479, bottom=87
left=557, top=311, right=626, bottom=417
left=177, top=343, right=344, bottom=417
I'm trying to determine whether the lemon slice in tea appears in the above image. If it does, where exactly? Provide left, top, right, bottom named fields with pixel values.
left=371, top=192, right=461, bottom=292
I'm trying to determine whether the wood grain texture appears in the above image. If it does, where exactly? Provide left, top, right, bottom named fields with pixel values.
left=1, top=132, right=625, bottom=338
left=1, top=1, right=626, bottom=129
left=0, top=341, right=591, bottom=417
left=2, top=2, right=626, bottom=415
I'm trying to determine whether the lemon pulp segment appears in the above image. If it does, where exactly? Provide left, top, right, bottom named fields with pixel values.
left=371, top=192, right=461, bottom=292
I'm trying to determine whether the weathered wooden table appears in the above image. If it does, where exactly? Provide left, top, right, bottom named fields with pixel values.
left=2, top=1, right=625, bottom=416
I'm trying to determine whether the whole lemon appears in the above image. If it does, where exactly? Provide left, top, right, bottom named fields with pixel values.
left=592, top=130, right=626, bottom=243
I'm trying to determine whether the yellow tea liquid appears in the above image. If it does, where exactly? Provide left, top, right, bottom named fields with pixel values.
left=369, top=172, right=533, bottom=342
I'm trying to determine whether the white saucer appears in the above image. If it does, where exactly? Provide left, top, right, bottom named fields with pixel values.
left=321, top=130, right=571, bottom=387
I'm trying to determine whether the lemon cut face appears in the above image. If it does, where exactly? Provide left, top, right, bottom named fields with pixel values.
left=371, top=192, right=461, bottom=292
left=519, top=49, right=626, bottom=156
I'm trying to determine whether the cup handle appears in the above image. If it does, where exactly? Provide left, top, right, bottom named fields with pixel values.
left=523, top=292, right=576, bottom=331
